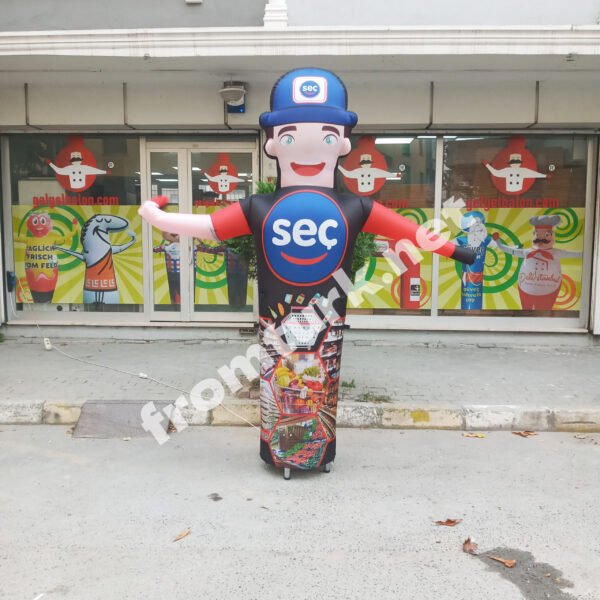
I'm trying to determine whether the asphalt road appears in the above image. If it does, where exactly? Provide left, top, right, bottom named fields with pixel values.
left=1, top=426, right=598, bottom=600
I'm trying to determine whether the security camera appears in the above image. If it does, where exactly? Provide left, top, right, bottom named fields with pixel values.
left=219, top=82, right=246, bottom=104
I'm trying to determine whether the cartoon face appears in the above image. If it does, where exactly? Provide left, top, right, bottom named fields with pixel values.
left=532, top=226, right=555, bottom=249
left=264, top=122, right=351, bottom=188
left=263, top=190, right=348, bottom=285
left=162, top=231, right=180, bottom=243
left=26, top=213, right=52, bottom=238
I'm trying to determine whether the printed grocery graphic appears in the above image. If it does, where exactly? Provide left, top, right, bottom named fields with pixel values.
left=258, top=298, right=344, bottom=468
left=12, top=205, right=143, bottom=304
left=270, top=416, right=328, bottom=470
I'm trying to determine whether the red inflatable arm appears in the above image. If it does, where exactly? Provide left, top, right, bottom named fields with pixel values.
left=362, top=202, right=475, bottom=264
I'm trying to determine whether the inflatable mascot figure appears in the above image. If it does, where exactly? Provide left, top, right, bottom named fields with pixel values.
left=139, top=68, right=475, bottom=479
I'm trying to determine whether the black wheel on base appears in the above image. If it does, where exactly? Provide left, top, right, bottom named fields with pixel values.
left=283, top=467, right=291, bottom=480
left=323, top=462, right=332, bottom=473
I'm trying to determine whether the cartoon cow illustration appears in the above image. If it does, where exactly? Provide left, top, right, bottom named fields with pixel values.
left=54, top=214, right=136, bottom=304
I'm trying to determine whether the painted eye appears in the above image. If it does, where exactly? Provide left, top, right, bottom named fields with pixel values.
left=39, top=217, right=47, bottom=225
left=323, top=134, right=337, bottom=145
left=32, top=217, right=39, bottom=226
left=280, top=134, right=294, bottom=145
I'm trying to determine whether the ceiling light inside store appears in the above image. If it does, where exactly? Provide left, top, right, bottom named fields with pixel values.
left=157, top=178, right=178, bottom=182
left=192, top=167, right=201, bottom=171
left=375, top=137, right=414, bottom=145
left=151, top=172, right=163, bottom=176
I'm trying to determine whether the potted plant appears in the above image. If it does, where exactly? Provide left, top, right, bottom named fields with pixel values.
left=222, top=180, right=274, bottom=307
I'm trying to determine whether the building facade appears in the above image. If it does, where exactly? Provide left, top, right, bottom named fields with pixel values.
left=1, top=0, right=600, bottom=334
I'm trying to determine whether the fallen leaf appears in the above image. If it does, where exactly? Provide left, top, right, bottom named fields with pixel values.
left=574, top=434, right=587, bottom=440
left=434, top=518, right=463, bottom=527
left=173, top=527, right=191, bottom=542
left=167, top=421, right=177, bottom=433
left=208, top=493, right=223, bottom=502
left=463, top=433, right=486, bottom=438
left=463, top=537, right=478, bottom=555
left=488, top=555, right=516, bottom=568
left=512, top=431, right=538, bottom=438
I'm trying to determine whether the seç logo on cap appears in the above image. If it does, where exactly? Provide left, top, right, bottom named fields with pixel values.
left=293, top=76, right=328, bottom=104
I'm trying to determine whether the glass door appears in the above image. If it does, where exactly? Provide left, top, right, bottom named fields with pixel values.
left=190, top=150, right=255, bottom=319
left=144, top=141, right=258, bottom=323
left=146, top=149, right=192, bottom=320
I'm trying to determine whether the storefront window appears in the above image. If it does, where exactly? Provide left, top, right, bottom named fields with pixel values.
left=9, top=135, right=142, bottom=314
left=338, top=135, right=436, bottom=315
left=439, top=135, right=587, bottom=317
left=191, top=152, right=254, bottom=313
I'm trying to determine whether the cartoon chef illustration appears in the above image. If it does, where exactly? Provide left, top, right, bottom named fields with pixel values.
left=202, top=165, right=245, bottom=195
left=493, top=215, right=581, bottom=310
left=54, top=214, right=136, bottom=304
left=138, top=67, right=475, bottom=478
left=454, top=211, right=497, bottom=311
left=338, top=153, right=400, bottom=194
left=47, top=151, right=108, bottom=191
left=483, top=153, right=547, bottom=194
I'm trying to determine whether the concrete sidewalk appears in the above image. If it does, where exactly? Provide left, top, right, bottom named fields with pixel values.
left=1, top=332, right=600, bottom=431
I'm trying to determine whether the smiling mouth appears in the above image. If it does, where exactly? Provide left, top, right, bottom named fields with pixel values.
left=281, top=251, right=327, bottom=266
left=290, top=162, right=326, bottom=176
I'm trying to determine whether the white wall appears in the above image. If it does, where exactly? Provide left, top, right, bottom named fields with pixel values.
left=432, top=81, right=536, bottom=128
left=3, top=73, right=600, bottom=130
left=288, top=0, right=600, bottom=27
left=28, top=84, right=124, bottom=128
left=538, top=81, right=600, bottom=127
left=0, top=85, right=26, bottom=127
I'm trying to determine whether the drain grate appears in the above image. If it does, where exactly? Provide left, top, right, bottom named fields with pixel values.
left=73, top=400, right=169, bottom=439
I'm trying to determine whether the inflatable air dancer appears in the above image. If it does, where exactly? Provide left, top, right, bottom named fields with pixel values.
left=139, top=68, right=475, bottom=479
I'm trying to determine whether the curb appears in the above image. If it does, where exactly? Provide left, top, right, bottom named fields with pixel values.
left=2, top=399, right=600, bottom=432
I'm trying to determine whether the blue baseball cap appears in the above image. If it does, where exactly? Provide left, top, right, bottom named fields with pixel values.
left=259, top=68, right=358, bottom=128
